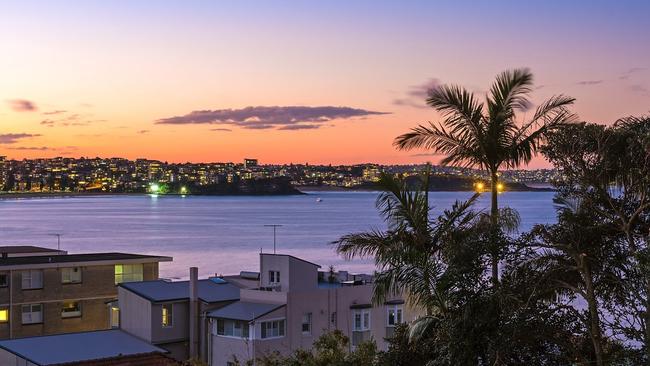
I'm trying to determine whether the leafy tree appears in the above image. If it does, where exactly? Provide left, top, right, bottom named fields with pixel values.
left=394, top=68, right=576, bottom=285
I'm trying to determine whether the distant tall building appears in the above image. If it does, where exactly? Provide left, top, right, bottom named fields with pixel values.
left=244, top=158, right=258, bottom=169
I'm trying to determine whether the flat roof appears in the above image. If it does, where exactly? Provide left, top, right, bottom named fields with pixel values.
left=120, top=278, right=240, bottom=303
left=207, top=301, right=285, bottom=321
left=0, top=245, right=64, bottom=253
left=0, top=329, right=167, bottom=365
left=260, top=253, right=322, bottom=268
left=0, top=252, right=172, bottom=269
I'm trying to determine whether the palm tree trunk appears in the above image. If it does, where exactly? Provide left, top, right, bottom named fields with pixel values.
left=490, top=170, right=499, bottom=286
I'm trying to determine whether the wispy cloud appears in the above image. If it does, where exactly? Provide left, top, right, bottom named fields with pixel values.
left=137, top=129, right=150, bottom=134
left=210, top=128, right=232, bottom=132
left=619, top=67, right=646, bottom=80
left=393, top=78, right=442, bottom=109
left=40, top=112, right=104, bottom=127
left=7, top=99, right=38, bottom=112
left=155, top=106, right=389, bottom=130
left=277, top=124, right=321, bottom=131
left=576, top=80, right=604, bottom=86
left=6, top=146, right=50, bottom=151
left=0, top=133, right=41, bottom=144
left=628, top=84, right=649, bottom=95
left=43, top=110, right=67, bottom=115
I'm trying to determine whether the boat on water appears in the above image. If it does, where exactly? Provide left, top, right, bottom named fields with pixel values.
left=316, top=197, right=323, bottom=202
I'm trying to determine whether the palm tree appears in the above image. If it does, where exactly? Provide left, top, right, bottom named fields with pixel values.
left=334, top=170, right=479, bottom=314
left=394, top=68, right=576, bottom=285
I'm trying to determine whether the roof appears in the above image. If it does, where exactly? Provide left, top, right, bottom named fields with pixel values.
left=120, top=278, right=240, bottom=303
left=0, top=252, right=172, bottom=268
left=260, top=253, right=322, bottom=268
left=0, top=245, right=64, bottom=254
left=207, top=301, right=285, bottom=321
left=56, top=352, right=179, bottom=366
left=0, top=329, right=167, bottom=366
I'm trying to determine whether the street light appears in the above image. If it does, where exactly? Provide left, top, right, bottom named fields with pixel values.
left=263, top=224, right=283, bottom=254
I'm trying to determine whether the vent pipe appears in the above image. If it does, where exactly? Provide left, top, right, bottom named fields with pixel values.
left=189, top=267, right=199, bottom=359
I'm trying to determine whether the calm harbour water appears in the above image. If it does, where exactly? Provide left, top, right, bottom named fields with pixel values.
left=0, top=191, right=557, bottom=279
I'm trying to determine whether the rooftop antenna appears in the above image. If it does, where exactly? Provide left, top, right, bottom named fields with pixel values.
left=48, top=233, right=63, bottom=251
left=263, top=224, right=282, bottom=254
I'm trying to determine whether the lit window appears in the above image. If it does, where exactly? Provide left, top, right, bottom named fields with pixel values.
left=21, top=270, right=43, bottom=290
left=268, top=270, right=280, bottom=285
left=0, top=308, right=8, bottom=323
left=110, top=306, right=120, bottom=328
left=22, top=304, right=43, bottom=324
left=352, top=309, right=371, bottom=331
left=114, top=264, right=144, bottom=284
left=62, top=267, right=82, bottom=284
left=216, top=319, right=250, bottom=338
left=301, top=313, right=312, bottom=334
left=260, top=319, right=285, bottom=339
left=62, top=301, right=82, bottom=318
left=162, top=304, right=173, bottom=327
left=387, top=306, right=403, bottom=327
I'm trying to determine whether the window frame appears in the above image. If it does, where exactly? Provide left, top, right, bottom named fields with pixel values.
left=21, top=270, right=43, bottom=290
left=161, top=304, right=173, bottom=328
left=386, top=305, right=403, bottom=327
left=0, top=273, right=8, bottom=287
left=352, top=309, right=371, bottom=331
left=61, top=267, right=82, bottom=284
left=61, top=301, right=82, bottom=318
left=260, top=319, right=286, bottom=339
left=301, top=312, right=312, bottom=335
left=215, top=318, right=250, bottom=339
left=0, top=308, right=9, bottom=323
left=114, top=264, right=144, bottom=284
left=21, top=303, right=43, bottom=325
left=268, top=270, right=280, bottom=285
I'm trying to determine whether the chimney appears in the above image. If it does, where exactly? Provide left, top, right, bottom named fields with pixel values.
left=189, top=267, right=199, bottom=359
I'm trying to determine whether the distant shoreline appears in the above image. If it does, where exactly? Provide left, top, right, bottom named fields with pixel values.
left=298, top=184, right=555, bottom=193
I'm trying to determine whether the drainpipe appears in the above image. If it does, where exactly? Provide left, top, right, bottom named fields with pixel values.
left=189, top=267, right=199, bottom=359
left=9, top=269, right=13, bottom=339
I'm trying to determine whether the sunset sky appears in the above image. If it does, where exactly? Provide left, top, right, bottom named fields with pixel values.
left=1, top=0, right=649, bottom=168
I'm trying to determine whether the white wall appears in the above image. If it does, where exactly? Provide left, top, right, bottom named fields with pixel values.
left=118, top=287, right=152, bottom=341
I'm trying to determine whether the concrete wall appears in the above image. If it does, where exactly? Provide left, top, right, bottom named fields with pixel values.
left=0, top=348, right=36, bottom=366
left=118, top=287, right=152, bottom=341
left=151, top=301, right=189, bottom=344
left=259, top=254, right=318, bottom=292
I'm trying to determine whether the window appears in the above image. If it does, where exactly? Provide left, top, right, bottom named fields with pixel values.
left=110, top=306, right=120, bottom=328
left=21, top=270, right=43, bottom=290
left=387, top=306, right=403, bottom=327
left=0, top=308, right=8, bottom=323
left=62, top=301, right=82, bottom=318
left=268, top=270, right=280, bottom=285
left=260, top=319, right=285, bottom=339
left=22, top=304, right=43, bottom=324
left=0, top=273, right=8, bottom=287
left=216, top=319, right=250, bottom=338
left=114, top=264, right=143, bottom=284
left=352, top=309, right=371, bottom=331
left=301, top=313, right=312, bottom=334
left=62, top=267, right=82, bottom=284
left=162, top=304, right=173, bottom=327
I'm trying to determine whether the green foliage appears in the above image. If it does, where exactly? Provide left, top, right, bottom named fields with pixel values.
left=256, top=330, right=377, bottom=366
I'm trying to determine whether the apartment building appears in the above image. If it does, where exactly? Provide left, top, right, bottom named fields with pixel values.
left=0, top=246, right=171, bottom=340
left=117, top=253, right=422, bottom=365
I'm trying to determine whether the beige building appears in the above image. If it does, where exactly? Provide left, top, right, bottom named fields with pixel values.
left=0, top=245, right=171, bottom=340
left=118, top=253, right=421, bottom=365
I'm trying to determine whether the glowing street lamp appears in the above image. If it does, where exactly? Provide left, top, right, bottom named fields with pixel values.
left=180, top=186, right=187, bottom=194
left=475, top=182, right=485, bottom=192
left=497, top=182, right=505, bottom=192
left=149, top=183, right=160, bottom=193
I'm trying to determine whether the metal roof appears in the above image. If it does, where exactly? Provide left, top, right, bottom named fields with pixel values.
left=120, top=279, right=240, bottom=303
left=0, top=329, right=166, bottom=366
left=207, top=301, right=285, bottom=321
left=0, top=252, right=172, bottom=267
left=0, top=245, right=64, bottom=254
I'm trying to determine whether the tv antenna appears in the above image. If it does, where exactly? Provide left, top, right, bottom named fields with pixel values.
left=263, top=224, right=282, bottom=254
left=48, top=233, right=63, bottom=250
